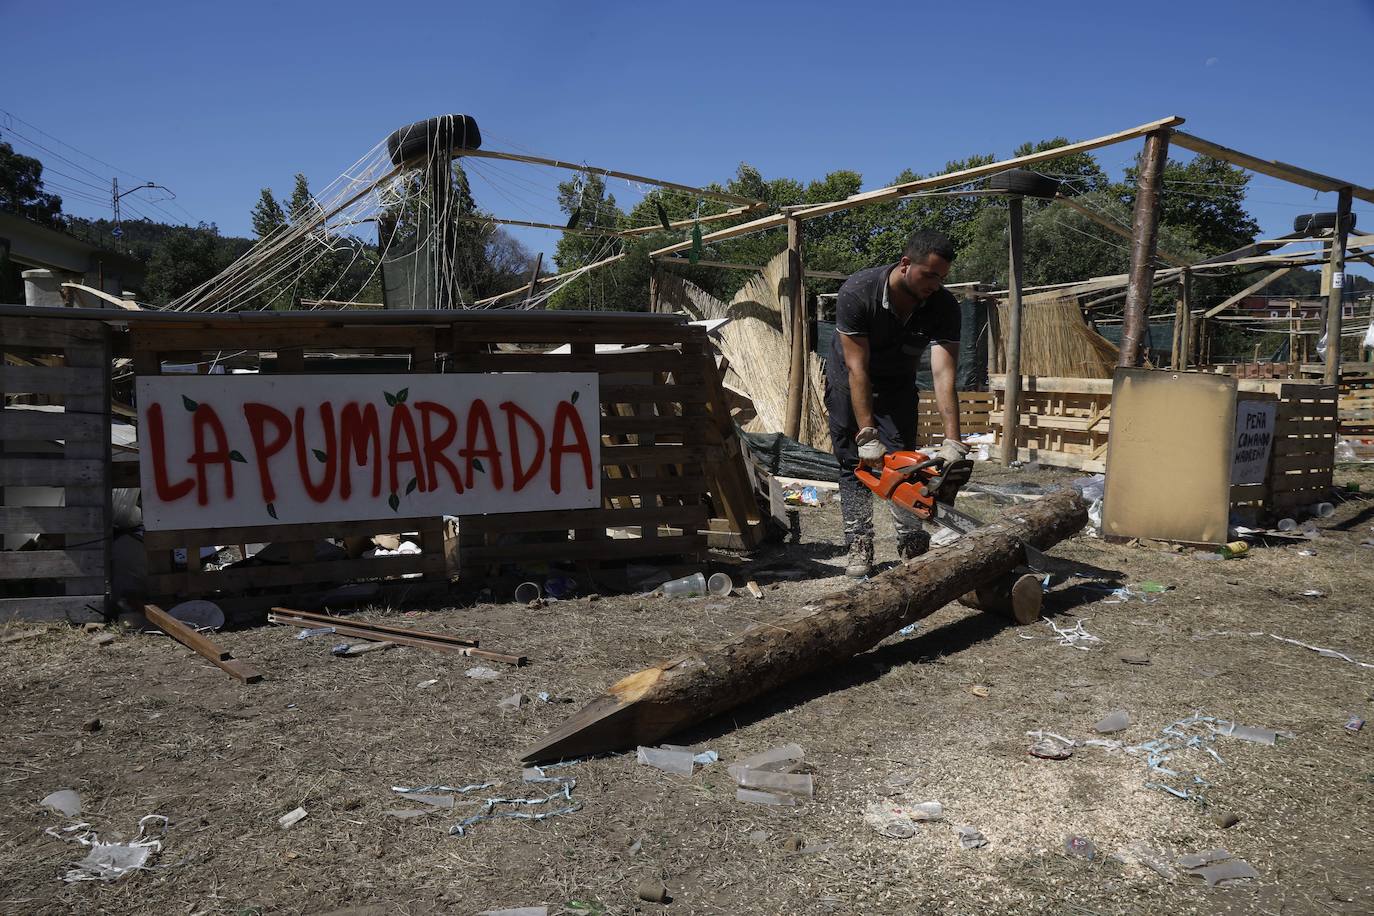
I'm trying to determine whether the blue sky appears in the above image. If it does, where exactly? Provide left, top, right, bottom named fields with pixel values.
left=4, top=0, right=1373, bottom=275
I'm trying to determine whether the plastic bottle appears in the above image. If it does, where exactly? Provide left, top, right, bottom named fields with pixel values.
left=1219, top=541, right=1249, bottom=559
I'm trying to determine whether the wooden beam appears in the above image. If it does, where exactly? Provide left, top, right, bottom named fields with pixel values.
left=1053, top=196, right=1189, bottom=266
left=1324, top=187, right=1354, bottom=384
left=519, top=489, right=1088, bottom=762
left=1202, top=266, right=1297, bottom=318
left=782, top=216, right=806, bottom=440
left=143, top=603, right=263, bottom=684
left=457, top=148, right=763, bottom=208
left=655, top=256, right=849, bottom=280
left=461, top=215, right=632, bottom=238
left=1000, top=196, right=1026, bottom=466
left=59, top=283, right=140, bottom=310
left=1119, top=129, right=1172, bottom=368
left=1171, top=131, right=1374, bottom=205
left=620, top=205, right=761, bottom=237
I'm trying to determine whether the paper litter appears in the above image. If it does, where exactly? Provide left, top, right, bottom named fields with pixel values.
left=45, top=814, right=168, bottom=882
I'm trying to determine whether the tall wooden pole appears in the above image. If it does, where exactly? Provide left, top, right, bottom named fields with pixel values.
left=782, top=215, right=806, bottom=440
left=1323, top=186, right=1353, bottom=384
left=1118, top=129, right=1171, bottom=367
left=649, top=265, right=660, bottom=313
left=1178, top=267, right=1192, bottom=369
left=999, top=196, right=1025, bottom=466
left=522, top=252, right=543, bottom=307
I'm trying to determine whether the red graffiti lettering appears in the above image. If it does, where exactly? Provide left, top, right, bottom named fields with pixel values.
left=145, top=402, right=194, bottom=502
left=189, top=404, right=234, bottom=506
left=460, top=398, right=504, bottom=490
left=416, top=401, right=463, bottom=493
left=500, top=401, right=545, bottom=492
left=294, top=404, right=337, bottom=503
left=549, top=400, right=593, bottom=495
left=387, top=403, right=426, bottom=495
left=243, top=402, right=291, bottom=503
left=339, top=402, right=382, bottom=499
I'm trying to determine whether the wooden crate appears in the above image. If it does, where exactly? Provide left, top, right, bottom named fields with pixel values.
left=988, top=375, right=1113, bottom=471
left=1269, top=383, right=1337, bottom=513
left=1, top=316, right=111, bottom=622
left=917, top=391, right=994, bottom=441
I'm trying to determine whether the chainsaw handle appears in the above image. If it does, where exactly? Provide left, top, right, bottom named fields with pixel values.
left=897, top=457, right=944, bottom=477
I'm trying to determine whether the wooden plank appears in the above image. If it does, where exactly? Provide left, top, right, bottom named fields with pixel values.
left=989, top=375, right=1116, bottom=395
left=127, top=325, right=442, bottom=353
left=456, top=351, right=690, bottom=374
left=599, top=415, right=714, bottom=437
left=0, top=316, right=104, bottom=348
left=1277, top=402, right=1338, bottom=421
left=0, top=506, right=104, bottom=535
left=0, top=594, right=105, bottom=623
left=438, top=320, right=703, bottom=347
left=0, top=365, right=104, bottom=396
left=602, top=475, right=710, bottom=498
left=473, top=505, right=705, bottom=535
left=462, top=533, right=707, bottom=564
left=268, top=612, right=525, bottom=665
left=0, top=548, right=105, bottom=579
left=0, top=409, right=105, bottom=441
left=1171, top=131, right=1374, bottom=204
left=599, top=445, right=708, bottom=465
left=60, top=331, right=110, bottom=600
left=146, top=552, right=434, bottom=595
left=601, top=384, right=707, bottom=404
left=269, top=607, right=478, bottom=646
left=1271, top=453, right=1336, bottom=473
left=143, top=603, right=262, bottom=684
left=0, top=459, right=105, bottom=487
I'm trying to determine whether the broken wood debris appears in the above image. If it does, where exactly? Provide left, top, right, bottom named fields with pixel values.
left=142, top=603, right=263, bottom=684
left=268, top=607, right=527, bottom=666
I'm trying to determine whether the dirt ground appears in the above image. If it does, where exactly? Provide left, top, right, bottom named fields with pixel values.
left=3, top=463, right=1373, bottom=915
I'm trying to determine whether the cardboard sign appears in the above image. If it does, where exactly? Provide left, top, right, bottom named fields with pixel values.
left=137, top=373, right=600, bottom=531
left=1231, top=400, right=1276, bottom=486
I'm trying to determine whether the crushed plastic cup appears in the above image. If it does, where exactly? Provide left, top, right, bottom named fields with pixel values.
left=727, top=744, right=804, bottom=779
left=737, top=769, right=814, bottom=797
left=661, top=572, right=707, bottom=598
left=1093, top=710, right=1130, bottom=734
left=636, top=745, right=695, bottom=776
left=707, top=572, right=734, bottom=597
left=907, top=801, right=944, bottom=821
left=737, top=788, right=796, bottom=806
left=544, top=575, right=576, bottom=599
left=514, top=582, right=541, bottom=603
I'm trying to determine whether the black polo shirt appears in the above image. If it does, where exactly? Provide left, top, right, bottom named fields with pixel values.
left=826, top=263, right=961, bottom=389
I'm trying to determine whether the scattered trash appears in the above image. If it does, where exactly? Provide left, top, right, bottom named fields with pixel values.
left=969, top=685, right=990, bottom=698
left=1219, top=541, right=1249, bottom=559
left=747, top=830, right=770, bottom=844
left=466, top=666, right=501, bottom=679
left=479, top=907, right=549, bottom=916
left=1299, top=589, right=1325, bottom=598
left=450, top=784, right=582, bottom=837
left=636, top=879, right=670, bottom=904
left=514, top=582, right=541, bottom=603
left=727, top=743, right=804, bottom=780
left=395, top=792, right=455, bottom=809
left=1216, top=721, right=1279, bottom=746
left=1346, top=715, right=1365, bottom=734
left=41, top=789, right=82, bottom=817
left=1212, top=810, right=1240, bottom=829
left=166, top=599, right=225, bottom=630
left=416, top=678, right=438, bottom=689
left=1019, top=617, right=1103, bottom=650
left=544, top=575, right=576, bottom=600
left=707, top=572, right=733, bottom=597
left=1064, top=835, right=1096, bottom=860
left=661, top=572, right=708, bottom=598
left=294, top=626, right=336, bottom=640
left=692, top=749, right=719, bottom=765
left=1028, top=736, right=1073, bottom=760
left=1094, top=710, right=1131, bottom=734
left=1126, top=842, right=1175, bottom=879
left=864, top=801, right=915, bottom=838
left=331, top=640, right=396, bottom=657
left=1178, top=848, right=1258, bottom=886
left=278, top=807, right=308, bottom=829
left=81, top=718, right=101, bottom=733
left=737, top=788, right=796, bottom=806
left=636, top=746, right=695, bottom=776
left=897, top=623, right=919, bottom=636
left=1311, top=501, right=1335, bottom=518
left=1118, top=652, right=1151, bottom=665
left=498, top=692, right=523, bottom=711
left=1270, top=634, right=1374, bottom=669
left=783, top=484, right=824, bottom=507
left=46, top=814, right=167, bottom=882
left=955, top=825, right=988, bottom=849
left=745, top=580, right=763, bottom=599
left=394, top=781, right=496, bottom=794
left=383, top=808, right=433, bottom=820
left=737, top=770, right=814, bottom=797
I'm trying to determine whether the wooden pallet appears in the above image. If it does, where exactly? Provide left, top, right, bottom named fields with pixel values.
left=916, top=391, right=994, bottom=441
left=989, top=375, right=1113, bottom=472
left=1269, top=383, right=1338, bottom=512
left=0, top=316, right=111, bottom=622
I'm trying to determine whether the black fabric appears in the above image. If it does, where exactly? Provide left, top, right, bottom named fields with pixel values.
left=825, top=373, right=923, bottom=546
left=826, top=264, right=962, bottom=387
left=916, top=298, right=988, bottom=390
left=737, top=429, right=841, bottom=482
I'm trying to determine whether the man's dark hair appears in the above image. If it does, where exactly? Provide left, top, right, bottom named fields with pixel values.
left=904, top=229, right=956, bottom=264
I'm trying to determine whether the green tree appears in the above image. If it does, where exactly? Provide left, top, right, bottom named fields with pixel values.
left=548, top=172, right=634, bottom=310
left=144, top=224, right=233, bottom=304
left=0, top=140, right=64, bottom=229
left=250, top=188, right=286, bottom=238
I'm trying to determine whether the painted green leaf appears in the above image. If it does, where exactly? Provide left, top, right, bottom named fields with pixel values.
left=472, top=458, right=485, bottom=474
left=182, top=395, right=198, bottom=411
left=384, top=391, right=397, bottom=407
left=229, top=450, right=247, bottom=463
left=405, top=476, right=418, bottom=495
left=312, top=448, right=328, bottom=463
left=571, top=390, right=580, bottom=404
left=266, top=502, right=278, bottom=520
left=395, top=387, right=408, bottom=403
left=388, top=492, right=400, bottom=512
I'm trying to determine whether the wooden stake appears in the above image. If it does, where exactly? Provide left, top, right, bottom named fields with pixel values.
left=143, top=603, right=263, bottom=684
left=1000, top=196, right=1025, bottom=466
left=1324, top=187, right=1353, bottom=385
left=782, top=216, right=806, bottom=440
left=523, top=252, right=543, bottom=307
left=519, top=489, right=1087, bottom=762
left=1119, top=129, right=1171, bottom=367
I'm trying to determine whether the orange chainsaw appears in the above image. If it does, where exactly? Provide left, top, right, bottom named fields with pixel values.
left=853, top=450, right=982, bottom=535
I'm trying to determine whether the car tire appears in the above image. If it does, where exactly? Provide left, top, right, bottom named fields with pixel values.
left=987, top=169, right=1060, bottom=199
left=386, top=114, right=482, bottom=166
left=1293, top=211, right=1356, bottom=235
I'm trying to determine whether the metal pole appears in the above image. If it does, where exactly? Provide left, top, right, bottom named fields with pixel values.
left=1323, top=186, right=1353, bottom=384
left=999, top=196, right=1025, bottom=466
left=1118, top=129, right=1171, bottom=367
left=782, top=215, right=806, bottom=440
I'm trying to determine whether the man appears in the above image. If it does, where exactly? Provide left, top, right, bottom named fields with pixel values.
left=825, top=229, right=972, bottom=578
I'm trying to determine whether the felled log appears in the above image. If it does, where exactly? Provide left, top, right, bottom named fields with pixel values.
left=959, top=571, right=1044, bottom=625
left=521, top=488, right=1087, bottom=762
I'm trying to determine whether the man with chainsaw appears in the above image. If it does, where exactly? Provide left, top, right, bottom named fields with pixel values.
left=826, top=229, right=973, bottom=578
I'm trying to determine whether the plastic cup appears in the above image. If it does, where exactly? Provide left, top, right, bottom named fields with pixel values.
left=514, top=582, right=541, bottom=603
left=1276, top=518, right=1297, bottom=532
left=662, top=572, right=707, bottom=598
left=1312, top=502, right=1335, bottom=518
left=707, top=572, right=734, bottom=597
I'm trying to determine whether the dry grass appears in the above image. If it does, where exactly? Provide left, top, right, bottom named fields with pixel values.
left=1, top=463, right=1372, bottom=914
left=994, top=295, right=1120, bottom=378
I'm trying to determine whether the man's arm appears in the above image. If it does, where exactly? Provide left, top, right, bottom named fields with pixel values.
left=930, top=341, right=961, bottom=441
left=839, top=333, right=876, bottom=431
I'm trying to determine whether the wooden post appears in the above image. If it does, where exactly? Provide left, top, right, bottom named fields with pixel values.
left=999, top=196, right=1025, bottom=466
left=782, top=215, right=806, bottom=440
left=1118, top=129, right=1171, bottom=367
left=1289, top=301, right=1298, bottom=364
left=1178, top=267, right=1191, bottom=369
left=522, top=252, right=543, bottom=307
left=1323, top=186, right=1353, bottom=384
left=649, top=264, right=660, bottom=313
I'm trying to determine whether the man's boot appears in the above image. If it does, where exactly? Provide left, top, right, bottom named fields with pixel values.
left=845, top=534, right=874, bottom=578
left=896, top=528, right=931, bottom=562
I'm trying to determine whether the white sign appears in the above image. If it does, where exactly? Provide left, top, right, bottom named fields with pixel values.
left=1231, top=400, right=1276, bottom=486
left=137, top=373, right=601, bottom=531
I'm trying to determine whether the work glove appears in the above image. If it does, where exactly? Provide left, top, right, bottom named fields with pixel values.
left=931, top=437, right=973, bottom=502
left=856, top=426, right=885, bottom=468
